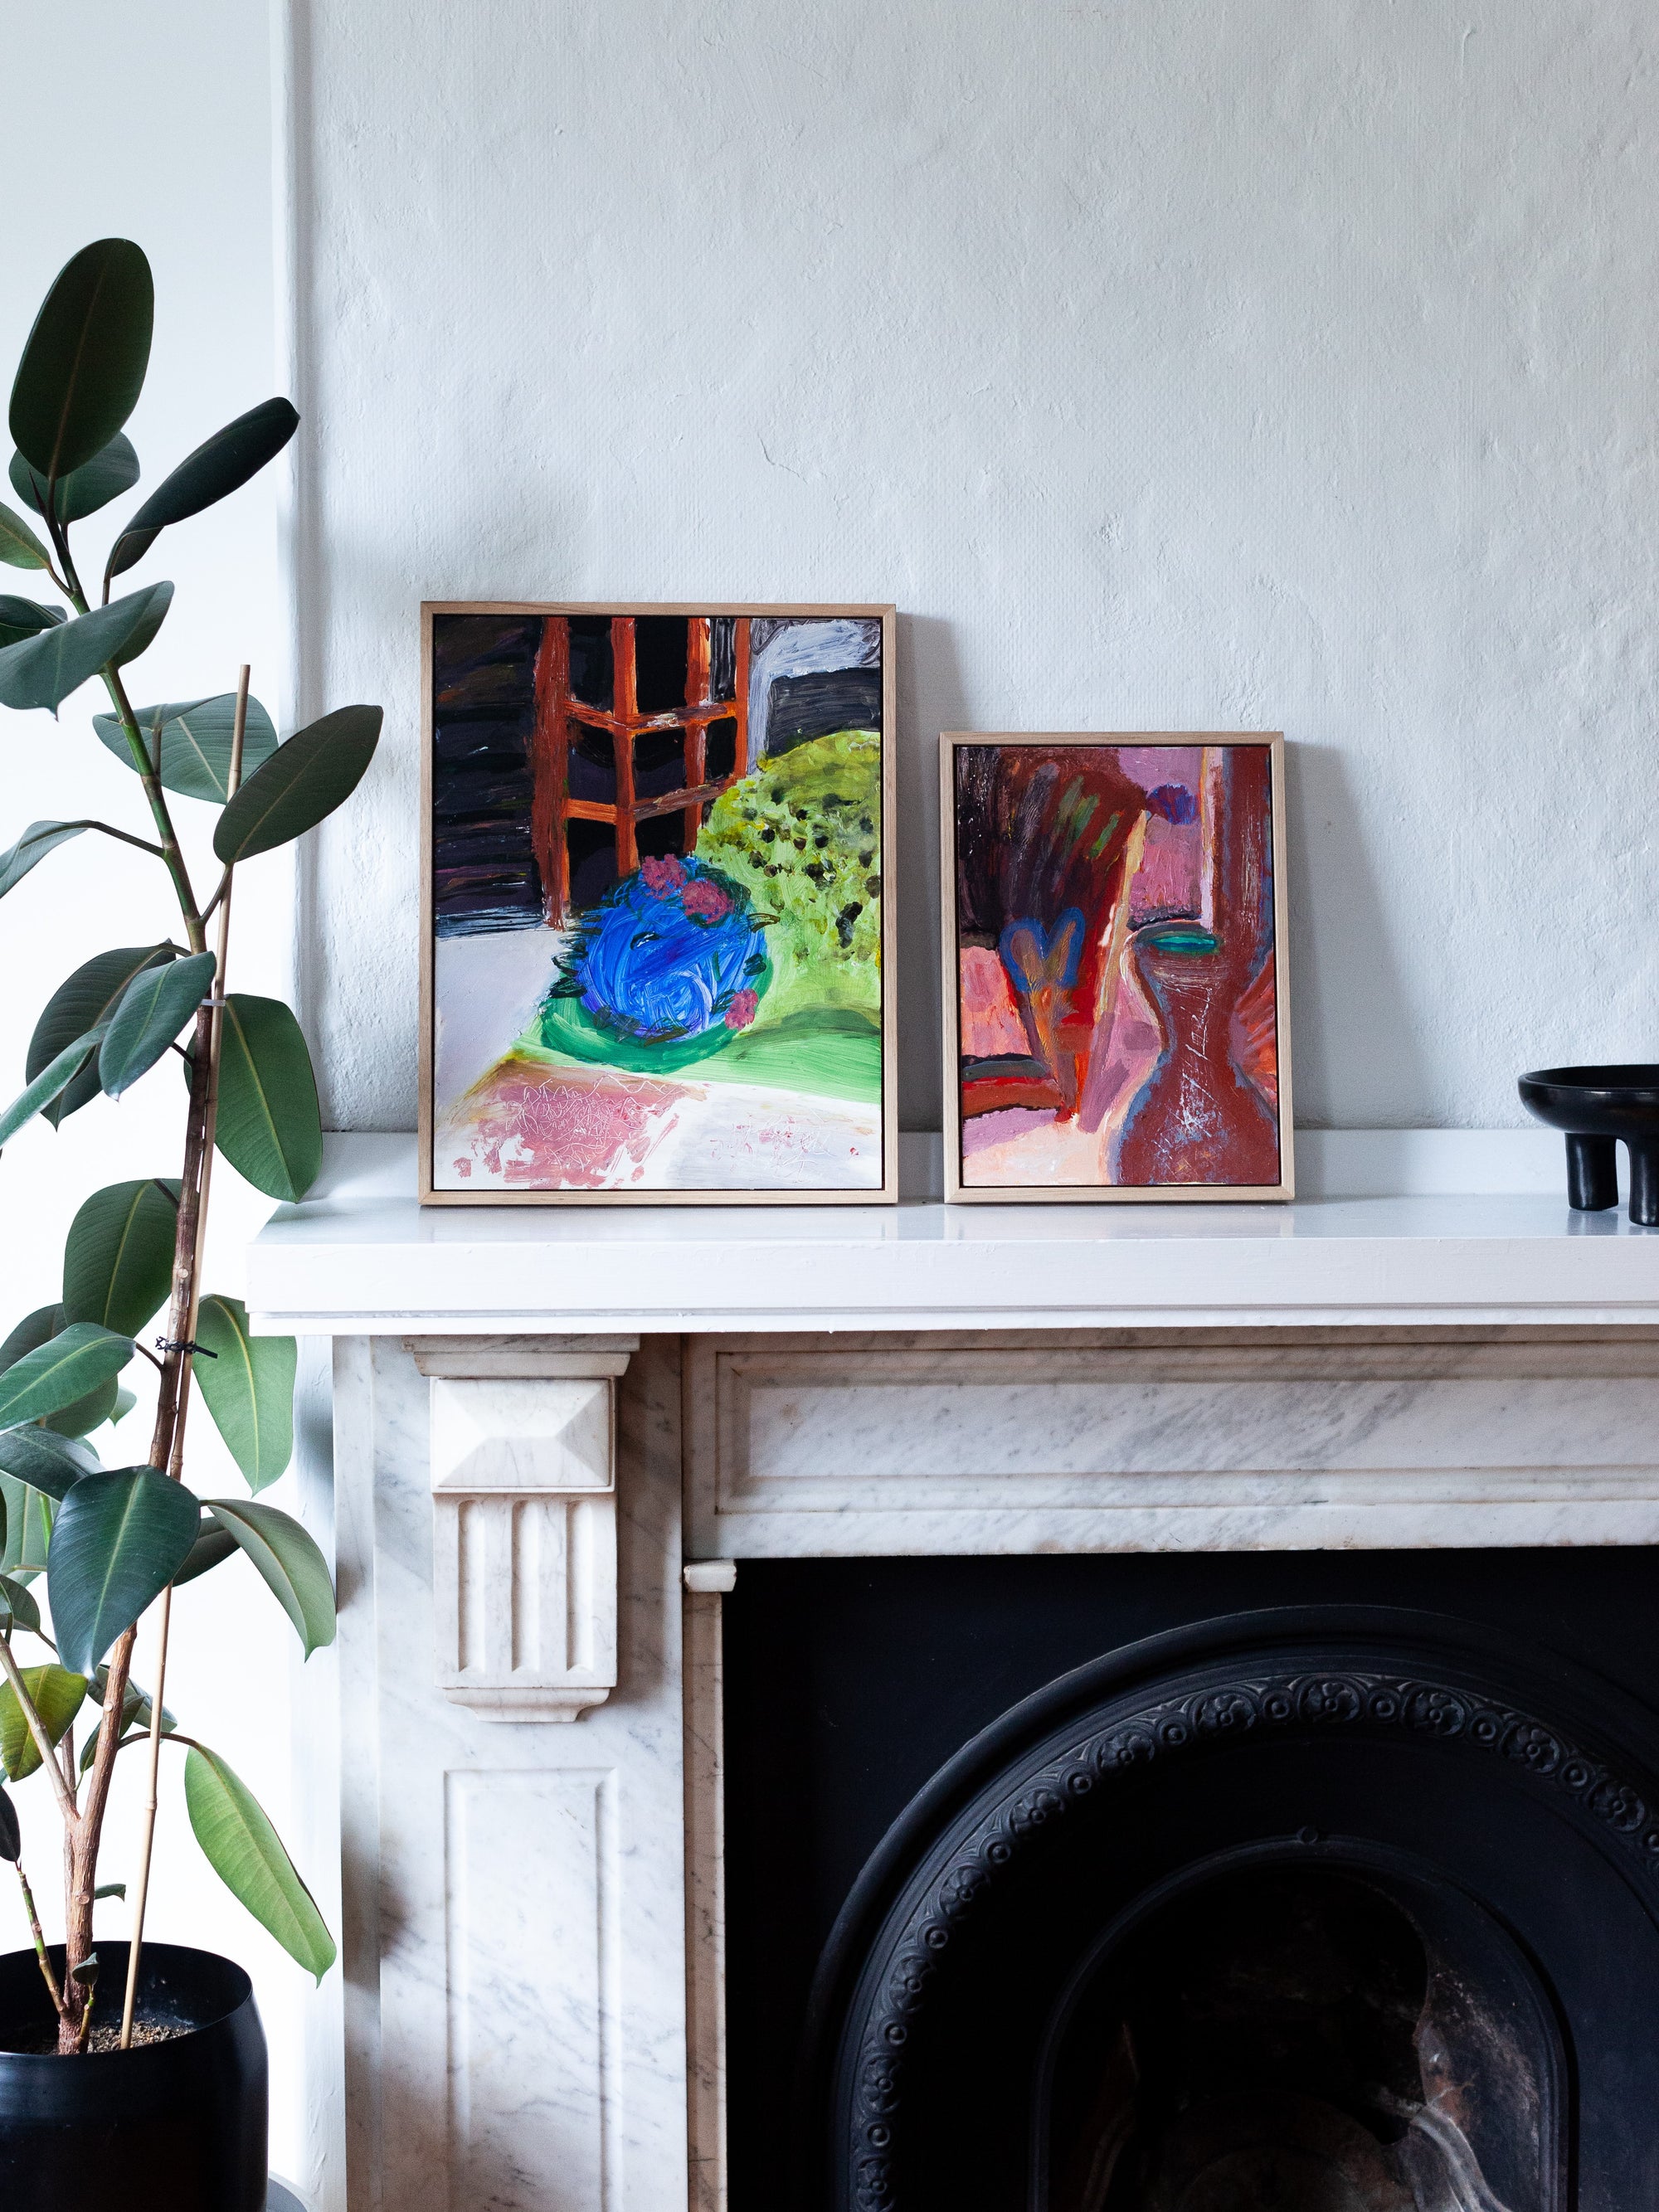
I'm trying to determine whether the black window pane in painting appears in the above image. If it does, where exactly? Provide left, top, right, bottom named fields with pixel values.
left=705, top=716, right=738, bottom=783
left=634, top=723, right=687, bottom=800
left=567, top=616, right=613, bottom=711
left=635, top=615, right=689, bottom=713
left=566, top=817, right=617, bottom=912
left=710, top=616, right=738, bottom=702
left=568, top=725, right=617, bottom=804
left=636, top=809, right=688, bottom=862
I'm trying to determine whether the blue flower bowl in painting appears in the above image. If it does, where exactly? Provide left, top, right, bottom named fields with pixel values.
left=571, top=856, right=768, bottom=1045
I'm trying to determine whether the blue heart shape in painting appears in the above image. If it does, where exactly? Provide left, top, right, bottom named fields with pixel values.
left=1000, top=909, right=1086, bottom=997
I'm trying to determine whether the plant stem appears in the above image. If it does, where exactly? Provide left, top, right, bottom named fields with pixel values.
left=15, top=1862, right=66, bottom=2017
left=29, top=512, right=221, bottom=2049
left=119, top=667, right=250, bottom=2052
left=52, top=1643, right=138, bottom=2054
left=0, top=1635, right=77, bottom=1826
left=43, top=512, right=205, bottom=951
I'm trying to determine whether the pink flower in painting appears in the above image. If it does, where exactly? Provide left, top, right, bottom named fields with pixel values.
left=640, top=855, right=688, bottom=896
left=724, top=988, right=759, bottom=1031
left=682, top=876, right=732, bottom=922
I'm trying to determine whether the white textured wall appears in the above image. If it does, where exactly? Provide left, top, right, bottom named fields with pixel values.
left=294, top=0, right=1659, bottom=1133
left=1, top=3, right=330, bottom=2195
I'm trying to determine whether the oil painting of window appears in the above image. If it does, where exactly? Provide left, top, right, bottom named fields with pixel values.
left=423, top=604, right=896, bottom=1203
left=941, top=733, right=1292, bottom=1202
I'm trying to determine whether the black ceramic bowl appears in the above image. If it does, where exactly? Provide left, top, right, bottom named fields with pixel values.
left=1518, top=1064, right=1659, bottom=1223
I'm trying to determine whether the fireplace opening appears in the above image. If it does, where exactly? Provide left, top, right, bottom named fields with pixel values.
left=722, top=1558, right=1659, bottom=2212
left=1042, top=1860, right=1557, bottom=2212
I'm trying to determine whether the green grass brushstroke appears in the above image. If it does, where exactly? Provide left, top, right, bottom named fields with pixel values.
left=521, top=999, right=881, bottom=1103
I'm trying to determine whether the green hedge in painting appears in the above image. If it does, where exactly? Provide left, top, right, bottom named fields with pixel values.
left=0, top=240, right=379, bottom=2053
left=699, top=730, right=883, bottom=1016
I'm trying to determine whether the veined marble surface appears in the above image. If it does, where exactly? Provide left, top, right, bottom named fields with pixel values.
left=686, top=1334, right=1659, bottom=1556
left=333, top=1337, right=688, bottom=2212
left=323, top=1318, right=1659, bottom=2212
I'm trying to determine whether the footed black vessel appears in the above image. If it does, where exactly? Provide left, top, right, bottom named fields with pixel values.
left=1519, top=1063, right=1659, bottom=1225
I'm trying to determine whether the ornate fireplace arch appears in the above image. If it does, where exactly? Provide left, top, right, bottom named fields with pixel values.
left=800, top=1609, right=1659, bottom=2211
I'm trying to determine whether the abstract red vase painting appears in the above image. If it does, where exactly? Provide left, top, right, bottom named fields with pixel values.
left=941, top=733, right=1293, bottom=1201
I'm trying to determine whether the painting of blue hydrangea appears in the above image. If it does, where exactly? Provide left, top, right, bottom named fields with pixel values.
left=421, top=604, right=898, bottom=1202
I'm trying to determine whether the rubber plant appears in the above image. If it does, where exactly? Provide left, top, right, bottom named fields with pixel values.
left=0, top=241, right=378, bottom=2054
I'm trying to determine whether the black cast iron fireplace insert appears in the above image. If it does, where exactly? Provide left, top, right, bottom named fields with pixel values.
left=725, top=1563, right=1659, bottom=2212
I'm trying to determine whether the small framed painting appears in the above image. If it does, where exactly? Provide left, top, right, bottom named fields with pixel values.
left=421, top=603, right=897, bottom=1203
left=941, top=732, right=1293, bottom=1202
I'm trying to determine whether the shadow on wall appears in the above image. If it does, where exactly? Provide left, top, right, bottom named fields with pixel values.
left=896, top=613, right=969, bottom=1131
left=1287, top=743, right=1428, bottom=1127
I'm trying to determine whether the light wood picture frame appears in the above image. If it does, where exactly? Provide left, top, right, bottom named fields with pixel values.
left=940, top=732, right=1294, bottom=1203
left=421, top=603, right=898, bottom=1205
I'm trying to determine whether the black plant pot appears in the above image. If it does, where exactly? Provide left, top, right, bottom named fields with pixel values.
left=0, top=1942, right=266, bottom=2210
left=1518, top=1063, right=1659, bottom=1225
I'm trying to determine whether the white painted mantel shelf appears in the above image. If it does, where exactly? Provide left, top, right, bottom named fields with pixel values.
left=248, top=1131, right=1659, bottom=1336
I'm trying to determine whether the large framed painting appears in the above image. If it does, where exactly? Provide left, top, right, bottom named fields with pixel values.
left=941, top=732, right=1292, bottom=1202
left=421, top=603, right=897, bottom=1203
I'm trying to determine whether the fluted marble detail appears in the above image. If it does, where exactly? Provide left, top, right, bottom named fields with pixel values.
left=431, top=1373, right=620, bottom=1720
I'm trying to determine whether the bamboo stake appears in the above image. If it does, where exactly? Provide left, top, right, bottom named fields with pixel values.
left=119, top=668, right=250, bottom=2051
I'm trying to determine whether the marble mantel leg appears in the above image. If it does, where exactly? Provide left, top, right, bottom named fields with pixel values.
left=333, top=1334, right=690, bottom=2212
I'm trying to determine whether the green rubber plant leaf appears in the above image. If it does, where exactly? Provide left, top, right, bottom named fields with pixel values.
left=0, top=1573, right=40, bottom=1635
left=47, top=1466, right=199, bottom=1675
left=0, top=1305, right=61, bottom=1372
left=0, top=1021, right=110, bottom=1148
left=0, top=1322, right=133, bottom=1428
left=42, top=1374, right=121, bottom=1441
left=0, top=1473, right=51, bottom=1578
left=100, top=954, right=213, bottom=1100
left=0, top=581, right=172, bottom=713
left=213, top=705, right=382, bottom=863
left=0, top=596, right=65, bottom=649
left=0, top=1663, right=86, bottom=1782
left=0, top=499, right=49, bottom=570
left=8, top=240, right=153, bottom=481
left=107, top=398, right=299, bottom=581
left=174, top=1516, right=239, bottom=1586
left=183, top=1744, right=336, bottom=1980
left=192, top=1295, right=294, bottom=1492
left=0, top=1303, right=126, bottom=1445
left=109, top=578, right=173, bottom=671
left=28, top=943, right=175, bottom=1126
left=205, top=1498, right=333, bottom=1655
left=213, top=995, right=323, bottom=1201
left=0, top=1426, right=98, bottom=1503
left=0, top=1783, right=17, bottom=1861
left=10, top=433, right=139, bottom=523
left=0, top=821, right=87, bottom=900
left=61, top=1179, right=181, bottom=1337
left=94, top=693, right=278, bottom=804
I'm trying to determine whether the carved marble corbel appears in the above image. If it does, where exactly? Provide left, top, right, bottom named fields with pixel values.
left=412, top=1336, right=639, bottom=1721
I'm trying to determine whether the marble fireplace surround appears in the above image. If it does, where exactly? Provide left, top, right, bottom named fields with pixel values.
left=247, top=1138, right=1659, bottom=2212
